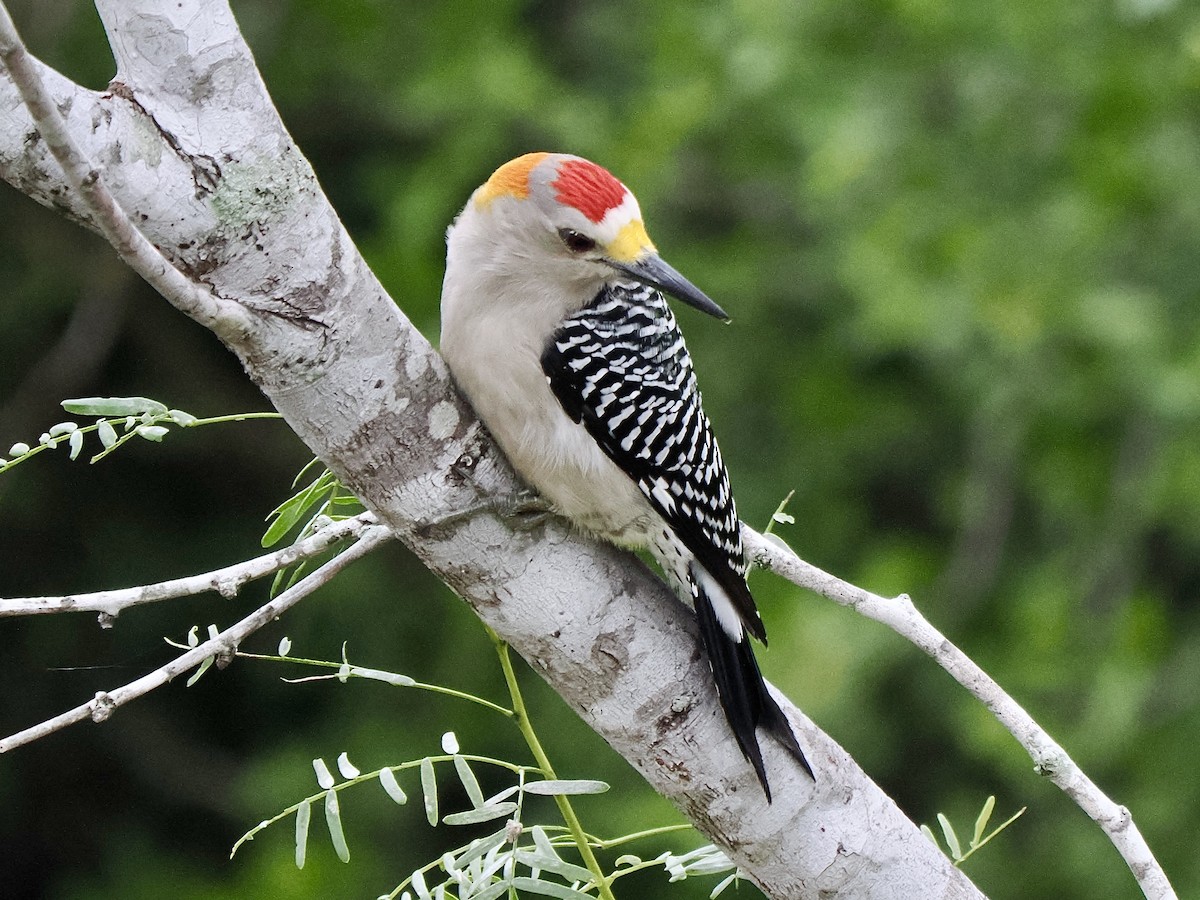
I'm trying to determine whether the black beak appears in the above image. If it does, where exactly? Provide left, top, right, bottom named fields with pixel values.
left=610, top=253, right=729, bottom=321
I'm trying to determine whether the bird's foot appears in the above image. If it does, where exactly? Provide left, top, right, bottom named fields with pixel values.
left=491, top=489, right=557, bottom=529
left=415, top=490, right=556, bottom=537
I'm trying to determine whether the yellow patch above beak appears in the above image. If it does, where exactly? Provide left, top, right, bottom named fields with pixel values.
left=607, top=218, right=656, bottom=264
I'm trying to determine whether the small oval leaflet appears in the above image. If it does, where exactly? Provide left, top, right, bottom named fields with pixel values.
left=441, top=802, right=519, bottom=826
left=453, top=755, right=484, bottom=807
left=509, top=875, right=596, bottom=898
left=522, top=779, right=610, bottom=796
left=294, top=798, right=311, bottom=869
left=135, top=425, right=170, bottom=442
left=349, top=666, right=415, bottom=686
left=420, top=757, right=438, bottom=826
left=336, top=752, right=360, bottom=779
left=312, top=757, right=335, bottom=790
left=379, top=767, right=407, bottom=804
left=324, top=790, right=350, bottom=862
left=973, top=795, right=997, bottom=846
left=97, top=420, right=118, bottom=448
left=68, top=429, right=84, bottom=461
left=411, top=867, right=430, bottom=900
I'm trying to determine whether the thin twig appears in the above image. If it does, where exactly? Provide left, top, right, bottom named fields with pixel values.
left=0, top=513, right=381, bottom=620
left=0, top=524, right=392, bottom=755
left=488, top=627, right=618, bottom=900
left=743, top=525, right=1177, bottom=900
left=0, top=5, right=250, bottom=341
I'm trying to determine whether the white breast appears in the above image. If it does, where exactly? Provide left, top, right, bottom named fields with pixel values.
left=440, top=209, right=659, bottom=545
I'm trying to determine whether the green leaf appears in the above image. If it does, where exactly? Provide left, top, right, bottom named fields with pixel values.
left=269, top=560, right=311, bottom=598
left=380, top=767, right=407, bottom=805
left=442, top=802, right=519, bottom=825
left=453, top=755, right=485, bottom=807
left=530, top=825, right=557, bottom=857
left=454, top=828, right=509, bottom=868
left=523, top=779, right=609, bottom=796
left=135, top=425, right=169, bottom=442
left=324, top=790, right=350, bottom=862
left=97, top=420, right=118, bottom=448
left=290, top=456, right=326, bottom=488
left=410, top=867, right=433, bottom=900
left=186, top=655, right=214, bottom=687
left=937, top=812, right=963, bottom=860
left=62, top=396, right=168, bottom=417
left=472, top=883, right=522, bottom=900
left=262, top=472, right=336, bottom=547
left=337, top=752, right=360, bottom=779
left=972, top=796, right=996, bottom=847
left=67, top=429, right=84, bottom=460
left=710, top=872, right=738, bottom=897
left=313, top=757, right=335, bottom=790
left=483, top=785, right=519, bottom=805
left=294, top=799, right=311, bottom=869
left=168, top=408, right=198, bottom=426
left=509, top=876, right=596, bottom=898
left=420, top=757, right=438, bottom=826
left=348, top=666, right=415, bottom=686
left=513, top=850, right=596, bottom=885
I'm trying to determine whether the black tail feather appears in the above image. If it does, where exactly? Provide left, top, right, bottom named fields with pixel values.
left=693, top=583, right=814, bottom=801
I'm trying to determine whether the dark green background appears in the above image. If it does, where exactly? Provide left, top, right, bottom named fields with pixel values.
left=2, top=0, right=1198, bottom=897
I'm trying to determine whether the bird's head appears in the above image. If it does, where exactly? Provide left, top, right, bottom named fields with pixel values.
left=449, top=152, right=728, bottom=320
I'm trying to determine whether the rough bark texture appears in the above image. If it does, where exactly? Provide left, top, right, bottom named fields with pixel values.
left=0, top=3, right=984, bottom=897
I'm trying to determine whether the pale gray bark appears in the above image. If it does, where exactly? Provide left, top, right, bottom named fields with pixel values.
left=0, top=2, right=985, bottom=897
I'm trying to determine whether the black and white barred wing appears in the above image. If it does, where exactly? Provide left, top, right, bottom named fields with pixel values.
left=540, top=283, right=766, bottom=643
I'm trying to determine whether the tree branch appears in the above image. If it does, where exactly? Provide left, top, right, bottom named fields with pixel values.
left=0, top=523, right=392, bottom=755
left=0, top=512, right=382, bottom=620
left=743, top=526, right=1178, bottom=900
left=0, top=4, right=250, bottom=343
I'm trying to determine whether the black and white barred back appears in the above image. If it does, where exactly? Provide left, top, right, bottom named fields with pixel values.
left=541, top=280, right=812, bottom=797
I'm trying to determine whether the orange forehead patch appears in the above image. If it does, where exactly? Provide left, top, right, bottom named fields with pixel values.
left=552, top=158, right=628, bottom=223
left=475, top=152, right=551, bottom=208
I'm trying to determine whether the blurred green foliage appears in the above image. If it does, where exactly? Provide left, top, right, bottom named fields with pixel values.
left=2, top=0, right=1199, bottom=897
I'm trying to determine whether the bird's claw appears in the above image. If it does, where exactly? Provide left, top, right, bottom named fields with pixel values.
left=414, top=490, right=556, bottom=537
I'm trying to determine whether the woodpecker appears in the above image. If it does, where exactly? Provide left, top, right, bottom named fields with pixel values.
left=440, top=152, right=812, bottom=798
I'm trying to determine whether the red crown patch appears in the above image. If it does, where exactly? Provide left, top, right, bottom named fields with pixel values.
left=552, top=159, right=628, bottom=224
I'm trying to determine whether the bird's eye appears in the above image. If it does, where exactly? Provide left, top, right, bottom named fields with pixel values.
left=559, top=229, right=597, bottom=254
